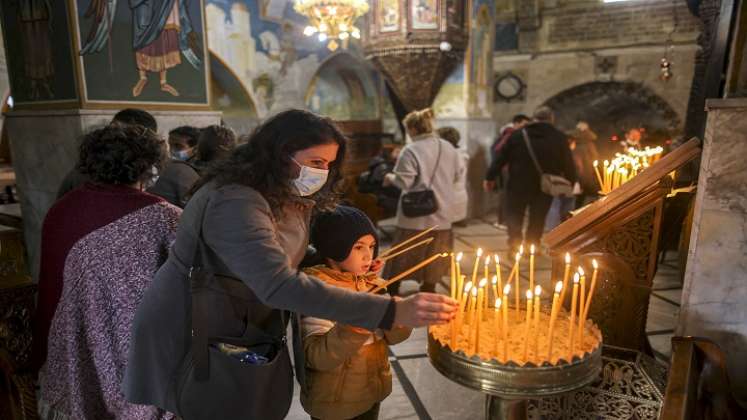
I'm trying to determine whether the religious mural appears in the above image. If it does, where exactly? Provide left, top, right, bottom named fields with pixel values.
left=432, top=62, right=466, bottom=117
left=74, top=0, right=209, bottom=105
left=0, top=0, right=78, bottom=105
left=467, top=1, right=493, bottom=116
left=411, top=0, right=439, bottom=30
left=305, top=53, right=380, bottom=121
left=378, top=0, right=400, bottom=33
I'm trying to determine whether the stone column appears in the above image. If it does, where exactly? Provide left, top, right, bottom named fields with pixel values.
left=678, top=98, right=747, bottom=402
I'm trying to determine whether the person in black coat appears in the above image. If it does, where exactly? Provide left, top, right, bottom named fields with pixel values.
left=491, top=106, right=577, bottom=252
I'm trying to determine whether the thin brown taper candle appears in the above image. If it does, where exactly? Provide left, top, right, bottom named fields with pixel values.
left=380, top=225, right=437, bottom=258
left=368, top=253, right=447, bottom=294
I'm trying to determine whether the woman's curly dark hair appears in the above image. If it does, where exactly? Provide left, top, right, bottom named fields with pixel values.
left=77, top=124, right=167, bottom=185
left=197, top=109, right=347, bottom=213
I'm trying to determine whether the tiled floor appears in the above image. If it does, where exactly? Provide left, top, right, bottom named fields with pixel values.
left=286, top=216, right=682, bottom=419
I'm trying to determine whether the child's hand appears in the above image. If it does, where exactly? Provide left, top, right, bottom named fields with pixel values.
left=369, top=258, right=384, bottom=274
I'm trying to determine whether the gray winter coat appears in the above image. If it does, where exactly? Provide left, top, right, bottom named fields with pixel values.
left=122, top=182, right=392, bottom=413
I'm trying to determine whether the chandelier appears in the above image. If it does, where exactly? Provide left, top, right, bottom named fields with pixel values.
left=293, top=0, right=369, bottom=51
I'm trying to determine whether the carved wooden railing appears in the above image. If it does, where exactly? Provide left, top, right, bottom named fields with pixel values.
left=0, top=226, right=37, bottom=420
left=543, top=138, right=702, bottom=353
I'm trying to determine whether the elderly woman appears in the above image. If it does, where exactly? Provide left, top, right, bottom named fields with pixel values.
left=36, top=124, right=180, bottom=419
left=124, top=110, right=456, bottom=419
left=382, top=108, right=465, bottom=295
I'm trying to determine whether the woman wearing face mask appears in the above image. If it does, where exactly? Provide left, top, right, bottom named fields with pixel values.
left=124, top=110, right=456, bottom=419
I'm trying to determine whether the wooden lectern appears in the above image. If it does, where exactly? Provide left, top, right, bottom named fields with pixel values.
left=543, top=138, right=701, bottom=352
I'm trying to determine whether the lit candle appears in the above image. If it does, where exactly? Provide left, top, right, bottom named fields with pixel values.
left=502, top=284, right=510, bottom=361
left=523, top=289, right=533, bottom=362
left=593, top=160, right=604, bottom=191
left=474, top=279, right=486, bottom=354
left=467, top=286, right=478, bottom=353
left=491, top=275, right=499, bottom=308
left=450, top=253, right=456, bottom=300
left=547, top=281, right=563, bottom=362
left=533, top=285, right=541, bottom=360
left=568, top=273, right=580, bottom=361
left=603, top=160, right=610, bottom=192
left=511, top=251, right=522, bottom=317
left=580, top=260, right=599, bottom=349
left=483, top=256, right=491, bottom=316
left=466, top=284, right=477, bottom=327
left=451, top=280, right=472, bottom=350
left=529, top=244, right=536, bottom=292
left=606, top=166, right=614, bottom=193
left=484, top=255, right=490, bottom=284
left=493, top=253, right=502, bottom=297
left=494, top=298, right=502, bottom=355
left=560, top=253, right=571, bottom=306
left=577, top=267, right=586, bottom=347
left=470, top=248, right=483, bottom=289
left=456, top=252, right=464, bottom=297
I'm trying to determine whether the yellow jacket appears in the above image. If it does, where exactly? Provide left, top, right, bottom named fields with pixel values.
left=300, top=265, right=411, bottom=420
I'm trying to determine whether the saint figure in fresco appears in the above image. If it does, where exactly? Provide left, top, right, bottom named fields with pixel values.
left=80, top=0, right=202, bottom=97
left=15, top=0, right=55, bottom=99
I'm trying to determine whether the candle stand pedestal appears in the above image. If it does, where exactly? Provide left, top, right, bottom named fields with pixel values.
left=427, top=332, right=602, bottom=420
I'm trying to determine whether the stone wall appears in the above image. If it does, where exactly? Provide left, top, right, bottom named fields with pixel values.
left=679, top=98, right=747, bottom=402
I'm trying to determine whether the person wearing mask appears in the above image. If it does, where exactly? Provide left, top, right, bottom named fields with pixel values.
left=147, top=126, right=202, bottom=207
left=484, top=114, right=531, bottom=229
left=123, top=110, right=456, bottom=418
left=381, top=109, right=464, bottom=295
left=36, top=124, right=180, bottom=420
left=490, top=106, right=577, bottom=253
left=56, top=108, right=158, bottom=199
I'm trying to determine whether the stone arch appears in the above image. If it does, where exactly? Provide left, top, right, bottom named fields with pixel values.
left=209, top=50, right=260, bottom=132
left=304, top=52, right=383, bottom=121
left=543, top=81, right=681, bottom=148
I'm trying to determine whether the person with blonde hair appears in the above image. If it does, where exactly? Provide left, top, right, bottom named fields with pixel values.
left=383, top=108, right=465, bottom=295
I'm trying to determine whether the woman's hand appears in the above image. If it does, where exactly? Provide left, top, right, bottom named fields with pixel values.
left=382, top=173, right=396, bottom=187
left=393, top=293, right=457, bottom=328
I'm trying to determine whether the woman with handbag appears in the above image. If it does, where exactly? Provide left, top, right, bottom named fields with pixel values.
left=123, top=109, right=456, bottom=420
left=382, top=108, right=464, bottom=295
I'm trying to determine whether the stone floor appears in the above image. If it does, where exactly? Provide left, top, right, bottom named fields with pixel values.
left=286, top=215, right=682, bottom=419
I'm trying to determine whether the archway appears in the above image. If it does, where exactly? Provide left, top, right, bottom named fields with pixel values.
left=209, top=51, right=259, bottom=134
left=543, top=81, right=681, bottom=155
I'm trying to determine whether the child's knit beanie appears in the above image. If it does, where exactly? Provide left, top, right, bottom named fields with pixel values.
left=311, top=206, right=379, bottom=262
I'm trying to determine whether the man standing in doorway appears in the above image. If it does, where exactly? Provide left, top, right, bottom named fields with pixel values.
left=488, top=107, right=576, bottom=253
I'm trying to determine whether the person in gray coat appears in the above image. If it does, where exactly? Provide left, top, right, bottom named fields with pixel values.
left=123, top=110, right=456, bottom=417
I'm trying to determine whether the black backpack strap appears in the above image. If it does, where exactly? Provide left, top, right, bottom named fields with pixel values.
left=521, top=129, right=545, bottom=176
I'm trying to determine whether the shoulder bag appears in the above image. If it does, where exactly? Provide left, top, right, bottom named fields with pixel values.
left=521, top=129, right=574, bottom=197
left=174, top=198, right=293, bottom=420
left=400, top=139, right=442, bottom=218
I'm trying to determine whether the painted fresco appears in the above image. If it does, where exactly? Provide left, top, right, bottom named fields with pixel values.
left=306, top=53, right=380, bottom=121
left=433, top=62, right=466, bottom=118
left=74, top=0, right=209, bottom=105
left=0, top=0, right=77, bottom=105
left=411, top=0, right=439, bottom=30
left=378, top=0, right=400, bottom=33
left=467, top=1, right=493, bottom=116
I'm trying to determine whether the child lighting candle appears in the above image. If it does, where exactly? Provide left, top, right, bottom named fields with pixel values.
left=502, top=284, right=510, bottom=360
left=568, top=273, right=580, bottom=360
left=547, top=281, right=563, bottom=361
left=523, top=289, right=533, bottom=362
left=529, top=244, right=536, bottom=292
left=533, top=285, right=541, bottom=360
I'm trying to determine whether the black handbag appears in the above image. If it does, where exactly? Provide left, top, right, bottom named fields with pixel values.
left=401, top=139, right=442, bottom=218
left=174, top=199, right=293, bottom=420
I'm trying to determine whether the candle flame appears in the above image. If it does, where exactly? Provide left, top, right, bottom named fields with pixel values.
left=477, top=248, right=483, bottom=257
left=456, top=252, right=463, bottom=261
left=515, top=252, right=521, bottom=261
left=484, top=255, right=491, bottom=265
left=491, top=275, right=497, bottom=285
left=526, top=290, right=533, bottom=299
left=578, top=266, right=585, bottom=276
left=495, top=298, right=502, bottom=308
left=464, top=281, right=473, bottom=292
left=519, top=244, right=524, bottom=254
left=441, top=252, right=449, bottom=257
left=573, top=272, right=580, bottom=283
left=503, top=284, right=511, bottom=295
left=593, top=160, right=598, bottom=166
left=555, top=281, right=563, bottom=293
left=471, top=287, right=478, bottom=297
left=534, top=285, right=541, bottom=296
left=530, top=244, right=535, bottom=255
left=565, top=253, right=571, bottom=264
left=479, top=278, right=488, bottom=288
left=592, top=259, right=598, bottom=269
left=604, top=160, right=609, bottom=166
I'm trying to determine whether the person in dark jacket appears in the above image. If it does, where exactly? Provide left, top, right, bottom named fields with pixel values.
left=147, top=126, right=201, bottom=207
left=490, top=106, right=577, bottom=252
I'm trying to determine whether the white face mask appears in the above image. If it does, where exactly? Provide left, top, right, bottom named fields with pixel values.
left=291, top=158, right=329, bottom=196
